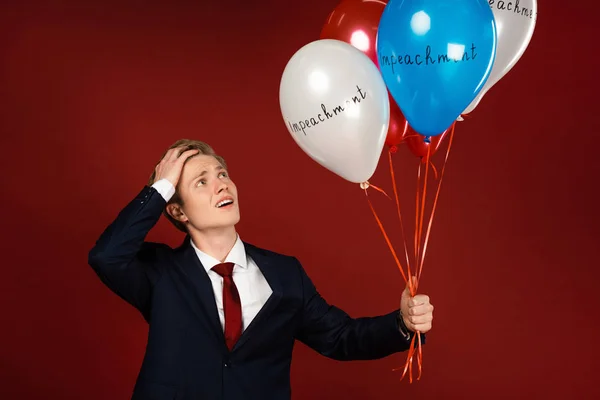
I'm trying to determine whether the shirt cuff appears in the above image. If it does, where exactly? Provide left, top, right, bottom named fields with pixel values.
left=397, top=310, right=412, bottom=341
left=151, top=179, right=175, bottom=202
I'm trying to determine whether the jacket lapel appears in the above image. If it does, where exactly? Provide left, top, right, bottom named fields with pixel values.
left=169, top=237, right=283, bottom=353
left=170, top=236, right=226, bottom=350
left=232, top=242, right=283, bottom=352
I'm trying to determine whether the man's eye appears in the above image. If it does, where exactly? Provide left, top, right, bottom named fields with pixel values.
left=197, top=179, right=206, bottom=186
left=219, top=172, right=228, bottom=178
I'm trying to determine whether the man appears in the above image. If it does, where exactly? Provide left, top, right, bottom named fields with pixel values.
left=88, top=139, right=434, bottom=400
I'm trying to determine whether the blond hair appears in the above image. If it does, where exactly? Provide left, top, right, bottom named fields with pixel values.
left=148, top=139, right=227, bottom=233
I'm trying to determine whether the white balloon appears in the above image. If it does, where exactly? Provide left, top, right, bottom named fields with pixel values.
left=279, top=39, right=390, bottom=184
left=463, top=0, right=538, bottom=114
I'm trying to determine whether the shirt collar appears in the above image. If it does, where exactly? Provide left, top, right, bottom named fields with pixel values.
left=190, top=234, right=248, bottom=273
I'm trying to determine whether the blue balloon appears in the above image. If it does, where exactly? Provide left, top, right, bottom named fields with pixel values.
left=376, top=0, right=497, bottom=137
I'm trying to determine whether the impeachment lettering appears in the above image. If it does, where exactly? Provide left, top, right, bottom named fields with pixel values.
left=379, top=43, right=478, bottom=74
left=287, top=85, right=367, bottom=135
left=488, top=0, right=537, bottom=19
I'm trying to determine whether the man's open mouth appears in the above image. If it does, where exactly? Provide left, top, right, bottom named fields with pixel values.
left=216, top=199, right=234, bottom=208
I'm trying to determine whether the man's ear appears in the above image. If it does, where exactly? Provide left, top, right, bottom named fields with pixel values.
left=166, top=203, right=188, bottom=223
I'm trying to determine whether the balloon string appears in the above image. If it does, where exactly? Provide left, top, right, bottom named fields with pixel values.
left=402, top=134, right=423, bottom=140
left=429, top=159, right=438, bottom=180
left=417, top=123, right=455, bottom=282
left=408, top=351, right=413, bottom=382
left=363, top=187, right=408, bottom=283
left=395, top=125, right=456, bottom=382
left=417, top=330, right=423, bottom=380
left=398, top=142, right=431, bottom=384
left=367, top=182, right=392, bottom=200
left=363, top=183, right=420, bottom=382
left=392, top=333, right=420, bottom=383
left=414, top=163, right=421, bottom=265
left=415, top=147, right=431, bottom=287
left=387, top=153, right=423, bottom=383
left=388, top=150, right=413, bottom=295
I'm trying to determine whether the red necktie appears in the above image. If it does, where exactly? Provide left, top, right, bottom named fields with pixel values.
left=212, top=262, right=242, bottom=350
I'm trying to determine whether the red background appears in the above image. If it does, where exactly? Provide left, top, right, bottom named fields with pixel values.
left=1, top=0, right=599, bottom=399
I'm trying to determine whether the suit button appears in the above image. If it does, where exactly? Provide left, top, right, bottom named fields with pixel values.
left=224, top=362, right=230, bottom=368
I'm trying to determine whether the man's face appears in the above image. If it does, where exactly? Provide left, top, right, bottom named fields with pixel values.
left=175, top=154, right=240, bottom=232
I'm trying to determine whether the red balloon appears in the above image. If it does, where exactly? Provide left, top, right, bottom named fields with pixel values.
left=385, top=93, right=410, bottom=147
left=404, top=123, right=453, bottom=159
left=320, top=0, right=386, bottom=65
left=320, top=0, right=407, bottom=149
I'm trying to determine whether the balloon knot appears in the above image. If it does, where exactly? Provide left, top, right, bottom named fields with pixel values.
left=389, top=145, right=398, bottom=154
left=423, top=136, right=431, bottom=144
left=360, top=182, right=370, bottom=190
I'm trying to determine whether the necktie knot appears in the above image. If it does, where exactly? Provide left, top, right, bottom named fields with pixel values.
left=212, top=262, right=235, bottom=278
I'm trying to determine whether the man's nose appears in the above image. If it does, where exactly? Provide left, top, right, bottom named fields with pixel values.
left=216, top=181, right=228, bottom=193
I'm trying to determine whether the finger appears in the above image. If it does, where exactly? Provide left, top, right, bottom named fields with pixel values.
left=410, top=294, right=430, bottom=307
left=165, top=146, right=184, bottom=160
left=408, top=303, right=433, bottom=316
left=412, top=322, right=432, bottom=332
left=176, top=148, right=200, bottom=162
left=167, top=145, right=191, bottom=160
left=404, top=276, right=418, bottom=293
left=407, top=313, right=433, bottom=325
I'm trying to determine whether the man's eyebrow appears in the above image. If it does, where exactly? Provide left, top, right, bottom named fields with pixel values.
left=187, top=170, right=206, bottom=184
left=192, top=165, right=225, bottom=180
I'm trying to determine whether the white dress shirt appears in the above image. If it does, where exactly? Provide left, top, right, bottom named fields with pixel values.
left=151, top=179, right=273, bottom=332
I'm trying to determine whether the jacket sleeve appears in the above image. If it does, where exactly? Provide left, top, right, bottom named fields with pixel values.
left=87, top=186, right=168, bottom=319
left=294, top=258, right=425, bottom=361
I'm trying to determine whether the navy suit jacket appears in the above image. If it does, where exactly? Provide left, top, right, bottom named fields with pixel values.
left=88, top=185, right=423, bottom=400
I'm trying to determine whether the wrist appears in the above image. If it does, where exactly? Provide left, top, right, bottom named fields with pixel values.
left=397, top=310, right=412, bottom=339
left=151, top=179, right=176, bottom=202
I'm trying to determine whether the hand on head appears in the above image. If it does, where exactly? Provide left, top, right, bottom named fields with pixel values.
left=153, top=146, right=200, bottom=187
